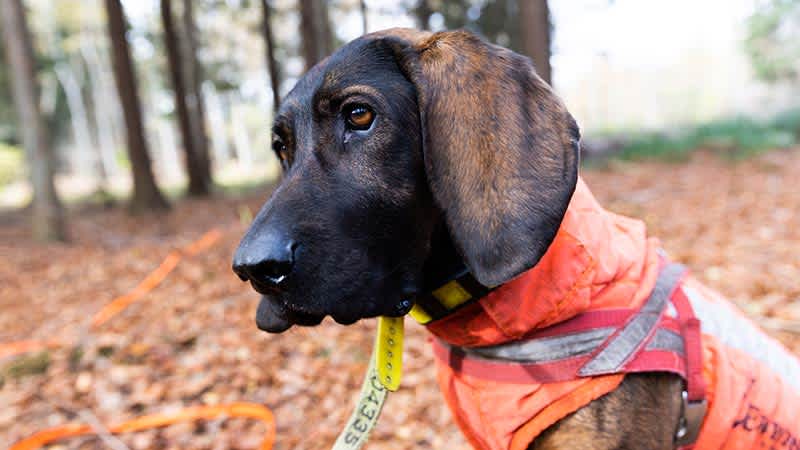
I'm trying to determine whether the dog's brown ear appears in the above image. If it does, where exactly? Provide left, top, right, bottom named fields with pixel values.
left=377, top=29, right=581, bottom=287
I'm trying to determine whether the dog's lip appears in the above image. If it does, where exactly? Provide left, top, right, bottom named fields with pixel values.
left=250, top=279, right=281, bottom=296
left=255, top=295, right=325, bottom=333
left=256, top=295, right=292, bottom=333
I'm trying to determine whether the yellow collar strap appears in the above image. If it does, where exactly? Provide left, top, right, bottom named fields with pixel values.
left=331, top=316, right=403, bottom=449
left=409, top=268, right=495, bottom=325
left=332, top=270, right=493, bottom=449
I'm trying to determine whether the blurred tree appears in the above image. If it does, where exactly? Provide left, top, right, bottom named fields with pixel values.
left=406, top=0, right=552, bottom=84
left=181, top=0, right=212, bottom=196
left=161, top=0, right=212, bottom=196
left=745, top=0, right=800, bottom=83
left=0, top=42, right=18, bottom=144
left=0, top=0, right=66, bottom=241
left=409, top=0, right=434, bottom=30
left=299, top=0, right=334, bottom=69
left=79, top=26, right=124, bottom=183
left=260, top=0, right=282, bottom=113
left=360, top=0, right=368, bottom=34
left=519, top=0, right=551, bottom=85
left=104, top=0, right=169, bottom=212
left=745, top=0, right=800, bottom=138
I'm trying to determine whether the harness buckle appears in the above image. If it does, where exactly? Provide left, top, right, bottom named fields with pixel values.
left=674, top=390, right=707, bottom=448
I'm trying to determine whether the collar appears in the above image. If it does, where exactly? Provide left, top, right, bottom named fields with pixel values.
left=409, top=264, right=495, bottom=324
left=407, top=222, right=497, bottom=325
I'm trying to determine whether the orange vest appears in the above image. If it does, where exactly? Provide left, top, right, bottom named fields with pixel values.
left=425, top=178, right=800, bottom=450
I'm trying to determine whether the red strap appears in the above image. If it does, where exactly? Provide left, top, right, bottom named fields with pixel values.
left=671, top=287, right=706, bottom=403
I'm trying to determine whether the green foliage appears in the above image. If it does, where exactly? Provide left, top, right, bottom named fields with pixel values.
left=2, top=351, right=51, bottom=379
left=615, top=109, right=800, bottom=161
left=0, top=142, right=24, bottom=186
left=745, top=0, right=800, bottom=83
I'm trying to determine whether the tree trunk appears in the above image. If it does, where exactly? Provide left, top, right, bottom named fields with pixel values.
left=299, top=0, right=334, bottom=70
left=79, top=34, right=121, bottom=181
left=181, top=0, right=212, bottom=196
left=0, top=0, right=67, bottom=241
left=260, top=0, right=282, bottom=113
left=104, top=0, right=169, bottom=213
left=519, top=0, right=552, bottom=86
left=412, top=0, right=433, bottom=31
left=359, top=0, right=368, bottom=35
left=54, top=63, right=97, bottom=177
left=161, top=0, right=211, bottom=197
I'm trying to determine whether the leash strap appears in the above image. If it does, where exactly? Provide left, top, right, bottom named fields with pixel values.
left=331, top=317, right=404, bottom=450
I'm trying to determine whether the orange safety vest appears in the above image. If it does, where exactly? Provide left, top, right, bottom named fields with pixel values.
left=418, top=178, right=800, bottom=450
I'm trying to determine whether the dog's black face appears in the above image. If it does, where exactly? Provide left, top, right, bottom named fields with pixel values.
left=234, top=29, right=581, bottom=332
left=233, top=37, right=437, bottom=331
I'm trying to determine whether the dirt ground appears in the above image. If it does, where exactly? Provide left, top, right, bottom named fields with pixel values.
left=1, top=148, right=798, bottom=449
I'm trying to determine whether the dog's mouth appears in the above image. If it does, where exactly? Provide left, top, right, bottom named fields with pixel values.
left=256, top=294, right=325, bottom=333
left=254, top=289, right=411, bottom=333
left=249, top=280, right=323, bottom=332
left=248, top=264, right=420, bottom=333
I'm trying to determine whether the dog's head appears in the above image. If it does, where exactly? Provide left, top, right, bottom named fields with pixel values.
left=232, top=29, right=580, bottom=332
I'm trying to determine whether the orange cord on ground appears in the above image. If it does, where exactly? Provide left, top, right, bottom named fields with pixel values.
left=3, top=228, right=277, bottom=449
left=91, top=228, right=223, bottom=328
left=0, top=228, right=224, bottom=361
left=8, top=402, right=276, bottom=450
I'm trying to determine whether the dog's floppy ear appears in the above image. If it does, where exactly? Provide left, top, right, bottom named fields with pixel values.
left=377, top=29, right=581, bottom=287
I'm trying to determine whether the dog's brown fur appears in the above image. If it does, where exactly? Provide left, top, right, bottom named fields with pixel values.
left=530, top=374, right=683, bottom=450
left=234, top=28, right=686, bottom=449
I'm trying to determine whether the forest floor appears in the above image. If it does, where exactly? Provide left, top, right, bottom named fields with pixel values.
left=1, top=147, right=799, bottom=450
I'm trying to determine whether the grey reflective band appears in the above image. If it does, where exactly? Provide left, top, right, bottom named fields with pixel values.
left=646, top=328, right=685, bottom=355
left=579, top=263, right=686, bottom=376
left=453, top=263, right=688, bottom=372
left=467, top=327, right=615, bottom=363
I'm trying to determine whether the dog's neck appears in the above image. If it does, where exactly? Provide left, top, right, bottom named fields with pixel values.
left=410, top=224, right=495, bottom=324
left=421, top=224, right=467, bottom=288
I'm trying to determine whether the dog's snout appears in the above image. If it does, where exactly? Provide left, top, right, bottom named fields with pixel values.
left=233, top=233, right=298, bottom=286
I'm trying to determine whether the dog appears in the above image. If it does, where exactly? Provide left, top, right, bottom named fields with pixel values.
left=233, top=29, right=800, bottom=450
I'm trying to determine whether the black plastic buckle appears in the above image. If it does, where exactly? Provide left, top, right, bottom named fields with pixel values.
left=674, top=390, right=707, bottom=447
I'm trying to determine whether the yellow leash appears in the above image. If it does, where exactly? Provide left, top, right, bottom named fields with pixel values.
left=331, top=316, right=404, bottom=449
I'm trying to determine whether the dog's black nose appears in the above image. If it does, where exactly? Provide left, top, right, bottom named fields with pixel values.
left=233, top=234, right=297, bottom=286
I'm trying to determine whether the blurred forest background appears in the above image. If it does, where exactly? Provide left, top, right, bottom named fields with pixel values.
left=0, top=0, right=798, bottom=239
left=1, top=0, right=799, bottom=449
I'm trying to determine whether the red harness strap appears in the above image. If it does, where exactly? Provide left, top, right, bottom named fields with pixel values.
left=431, top=262, right=707, bottom=447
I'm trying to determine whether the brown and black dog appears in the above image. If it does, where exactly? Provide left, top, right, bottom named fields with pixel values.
left=233, top=29, right=685, bottom=449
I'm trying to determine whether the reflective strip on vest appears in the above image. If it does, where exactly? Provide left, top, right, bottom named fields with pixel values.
left=450, top=263, right=690, bottom=383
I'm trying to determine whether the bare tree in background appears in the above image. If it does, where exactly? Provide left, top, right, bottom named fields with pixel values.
left=411, top=0, right=433, bottom=31
left=181, top=0, right=212, bottom=196
left=299, top=0, right=334, bottom=69
left=519, top=0, right=552, bottom=85
left=360, top=0, right=368, bottom=34
left=260, top=0, right=282, bottom=113
left=1, top=0, right=66, bottom=241
left=104, top=0, right=169, bottom=212
left=161, top=0, right=212, bottom=197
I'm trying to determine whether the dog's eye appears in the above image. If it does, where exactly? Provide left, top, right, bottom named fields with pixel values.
left=272, top=141, right=288, bottom=163
left=345, top=104, right=374, bottom=130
